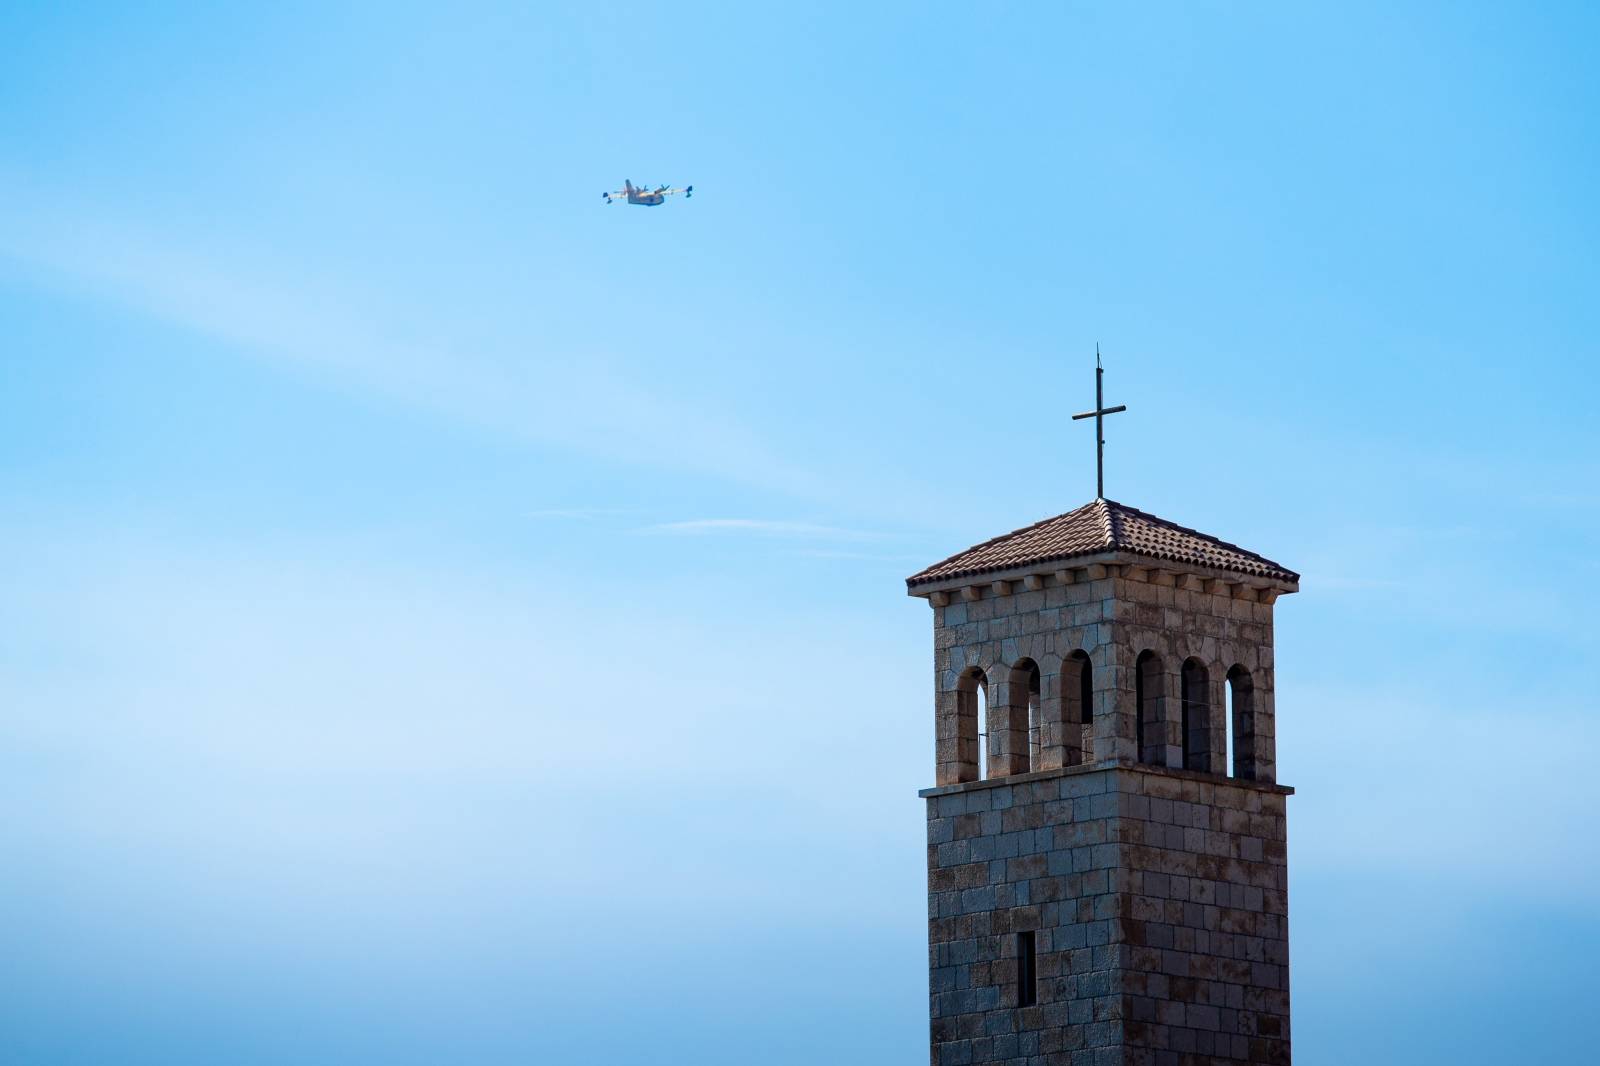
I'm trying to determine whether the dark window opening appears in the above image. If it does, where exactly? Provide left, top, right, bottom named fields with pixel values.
left=1180, top=658, right=1211, bottom=772
left=1227, top=665, right=1256, bottom=780
left=957, top=667, right=988, bottom=783
left=1023, top=660, right=1041, bottom=770
left=1077, top=652, right=1093, bottom=724
left=1136, top=650, right=1163, bottom=765
left=1134, top=658, right=1146, bottom=756
left=1064, top=649, right=1093, bottom=766
left=1016, top=931, right=1037, bottom=1008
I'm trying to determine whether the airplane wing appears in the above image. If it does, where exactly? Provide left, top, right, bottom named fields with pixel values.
left=657, top=185, right=693, bottom=198
left=601, top=189, right=628, bottom=202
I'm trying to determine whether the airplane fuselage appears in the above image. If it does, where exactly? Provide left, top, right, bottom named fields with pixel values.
left=604, top=180, right=689, bottom=206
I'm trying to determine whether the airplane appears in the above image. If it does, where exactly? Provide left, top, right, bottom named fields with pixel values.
left=602, top=179, right=693, bottom=206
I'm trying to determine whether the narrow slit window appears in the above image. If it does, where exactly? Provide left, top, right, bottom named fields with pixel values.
left=1016, top=931, right=1037, bottom=1008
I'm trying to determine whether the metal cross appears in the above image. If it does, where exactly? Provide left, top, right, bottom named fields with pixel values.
left=1070, top=345, right=1127, bottom=499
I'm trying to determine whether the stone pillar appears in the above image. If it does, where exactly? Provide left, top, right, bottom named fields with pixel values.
left=986, top=675, right=1031, bottom=778
left=1208, top=671, right=1229, bottom=776
left=1035, top=661, right=1067, bottom=772
left=934, top=687, right=973, bottom=786
left=1156, top=662, right=1182, bottom=768
left=1097, top=644, right=1137, bottom=764
left=1254, top=672, right=1278, bottom=784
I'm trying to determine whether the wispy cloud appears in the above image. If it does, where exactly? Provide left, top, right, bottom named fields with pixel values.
left=640, top=518, right=887, bottom=541
left=0, top=184, right=824, bottom=499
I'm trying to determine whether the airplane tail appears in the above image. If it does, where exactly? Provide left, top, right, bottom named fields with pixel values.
left=623, top=179, right=634, bottom=194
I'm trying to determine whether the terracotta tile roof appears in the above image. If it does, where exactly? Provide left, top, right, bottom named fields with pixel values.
left=906, top=499, right=1299, bottom=588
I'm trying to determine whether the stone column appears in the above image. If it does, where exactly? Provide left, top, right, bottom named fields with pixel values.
left=1034, top=660, right=1068, bottom=771
left=934, top=687, right=974, bottom=786
left=1156, top=662, right=1183, bottom=768
left=986, top=675, right=1031, bottom=778
left=1254, top=671, right=1278, bottom=784
left=1208, top=671, right=1229, bottom=776
left=1096, top=644, right=1137, bottom=764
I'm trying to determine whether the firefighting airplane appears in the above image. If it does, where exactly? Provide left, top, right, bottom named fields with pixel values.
left=602, top=179, right=693, bottom=206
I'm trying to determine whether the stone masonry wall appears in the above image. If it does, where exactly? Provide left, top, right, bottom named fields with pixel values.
left=925, top=763, right=1291, bottom=1066
left=932, top=565, right=1279, bottom=788
left=1110, top=569, right=1279, bottom=786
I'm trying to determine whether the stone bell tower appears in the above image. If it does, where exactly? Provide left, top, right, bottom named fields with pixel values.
left=907, top=498, right=1298, bottom=1066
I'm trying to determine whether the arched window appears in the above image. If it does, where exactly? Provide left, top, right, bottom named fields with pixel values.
left=977, top=682, right=988, bottom=779
left=1010, top=659, right=1041, bottom=771
left=1180, top=658, right=1212, bottom=772
left=980, top=659, right=1038, bottom=777
left=1135, top=650, right=1164, bottom=765
left=1227, top=665, right=1256, bottom=780
left=955, top=667, right=988, bottom=782
left=1061, top=650, right=1093, bottom=765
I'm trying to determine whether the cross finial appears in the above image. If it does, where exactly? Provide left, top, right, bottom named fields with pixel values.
left=1070, top=344, right=1127, bottom=499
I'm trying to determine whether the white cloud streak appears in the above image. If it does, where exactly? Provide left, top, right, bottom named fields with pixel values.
left=0, top=185, right=823, bottom=498
left=640, top=518, right=886, bottom=540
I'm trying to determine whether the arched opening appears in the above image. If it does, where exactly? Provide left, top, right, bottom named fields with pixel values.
left=1062, top=650, right=1093, bottom=765
left=1180, top=658, right=1212, bottom=772
left=955, top=667, right=988, bottom=782
left=977, top=683, right=988, bottom=779
left=1010, top=658, right=1041, bottom=773
left=1135, top=650, right=1164, bottom=765
left=1227, top=665, right=1256, bottom=780
left=1224, top=673, right=1235, bottom=777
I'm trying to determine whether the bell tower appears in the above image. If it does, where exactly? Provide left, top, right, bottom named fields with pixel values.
left=908, top=499, right=1297, bottom=1066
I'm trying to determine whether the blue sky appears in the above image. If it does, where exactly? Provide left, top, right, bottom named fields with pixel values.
left=2, top=3, right=1597, bottom=1063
